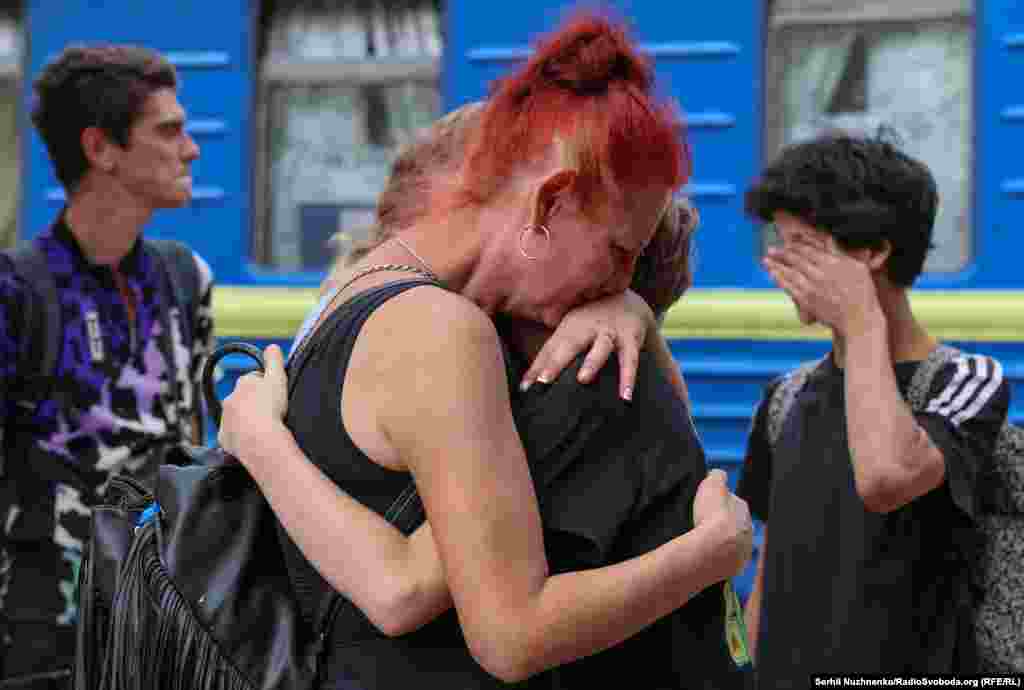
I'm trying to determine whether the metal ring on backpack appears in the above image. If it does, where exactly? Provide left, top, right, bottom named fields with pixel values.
left=201, top=342, right=266, bottom=429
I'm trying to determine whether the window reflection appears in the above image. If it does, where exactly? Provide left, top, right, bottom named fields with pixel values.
left=765, top=2, right=972, bottom=273
left=258, top=0, right=442, bottom=271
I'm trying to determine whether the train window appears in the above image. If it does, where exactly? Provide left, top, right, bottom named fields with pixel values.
left=0, top=6, right=20, bottom=249
left=255, top=0, right=442, bottom=271
left=764, top=0, right=973, bottom=273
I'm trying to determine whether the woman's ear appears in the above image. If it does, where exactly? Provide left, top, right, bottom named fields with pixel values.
left=530, top=169, right=577, bottom=227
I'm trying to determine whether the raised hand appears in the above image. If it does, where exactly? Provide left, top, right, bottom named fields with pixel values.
left=763, top=235, right=882, bottom=336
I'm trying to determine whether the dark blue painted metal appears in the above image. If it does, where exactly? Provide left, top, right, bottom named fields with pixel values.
left=966, top=0, right=1024, bottom=290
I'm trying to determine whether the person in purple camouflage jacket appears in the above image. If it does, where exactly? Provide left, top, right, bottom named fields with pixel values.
left=0, top=44, right=214, bottom=688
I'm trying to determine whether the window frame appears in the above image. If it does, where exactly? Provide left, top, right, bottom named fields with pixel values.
left=0, top=6, right=21, bottom=249
left=251, top=2, right=442, bottom=280
left=757, top=2, right=978, bottom=289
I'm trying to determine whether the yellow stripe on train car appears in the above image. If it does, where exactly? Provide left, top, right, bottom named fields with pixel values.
left=210, top=287, right=1024, bottom=343
left=661, top=290, right=1024, bottom=342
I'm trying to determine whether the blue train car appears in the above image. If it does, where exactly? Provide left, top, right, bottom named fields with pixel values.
left=3, top=0, right=1022, bottom=599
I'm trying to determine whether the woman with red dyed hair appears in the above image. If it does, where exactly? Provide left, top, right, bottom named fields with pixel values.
left=219, top=13, right=751, bottom=689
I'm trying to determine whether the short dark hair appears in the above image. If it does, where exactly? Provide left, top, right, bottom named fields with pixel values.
left=744, top=131, right=938, bottom=287
left=630, top=198, right=698, bottom=319
left=31, top=44, right=178, bottom=191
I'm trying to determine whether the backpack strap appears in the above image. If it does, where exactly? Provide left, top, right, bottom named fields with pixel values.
left=0, top=244, right=62, bottom=478
left=766, top=356, right=828, bottom=449
left=145, top=239, right=200, bottom=341
left=145, top=239, right=202, bottom=441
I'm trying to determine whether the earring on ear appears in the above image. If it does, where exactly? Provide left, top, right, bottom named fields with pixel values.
left=519, top=224, right=551, bottom=260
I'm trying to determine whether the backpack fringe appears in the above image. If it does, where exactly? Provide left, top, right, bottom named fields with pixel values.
left=98, top=522, right=255, bottom=690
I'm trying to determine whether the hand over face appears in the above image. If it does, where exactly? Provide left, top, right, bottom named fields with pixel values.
left=521, top=289, right=654, bottom=400
left=762, top=235, right=881, bottom=335
left=217, top=344, right=289, bottom=465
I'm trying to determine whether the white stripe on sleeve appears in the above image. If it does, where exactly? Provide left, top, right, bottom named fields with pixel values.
left=925, top=355, right=970, bottom=415
left=951, top=358, right=1004, bottom=427
left=937, top=355, right=987, bottom=419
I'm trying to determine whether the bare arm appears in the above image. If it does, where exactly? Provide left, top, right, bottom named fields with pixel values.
left=843, top=317, right=945, bottom=513
left=220, top=292, right=750, bottom=683
left=375, top=292, right=748, bottom=682
left=233, top=418, right=450, bottom=636
left=219, top=290, right=684, bottom=638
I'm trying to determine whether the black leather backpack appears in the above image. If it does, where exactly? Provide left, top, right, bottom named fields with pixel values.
left=74, top=342, right=423, bottom=690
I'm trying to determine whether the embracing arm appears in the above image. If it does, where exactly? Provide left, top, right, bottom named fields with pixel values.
left=377, top=293, right=747, bottom=682
left=221, top=289, right=687, bottom=638
left=226, top=411, right=450, bottom=636
left=522, top=289, right=689, bottom=406
left=220, top=346, right=449, bottom=637
left=223, top=294, right=748, bottom=682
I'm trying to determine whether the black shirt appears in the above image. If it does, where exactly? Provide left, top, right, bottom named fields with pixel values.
left=505, top=335, right=750, bottom=690
left=738, top=352, right=1009, bottom=686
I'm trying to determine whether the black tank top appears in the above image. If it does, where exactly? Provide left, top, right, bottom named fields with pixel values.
left=280, top=280, right=553, bottom=689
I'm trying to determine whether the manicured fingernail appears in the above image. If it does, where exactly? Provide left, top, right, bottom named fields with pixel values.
left=621, top=386, right=633, bottom=401
left=578, top=367, right=592, bottom=382
left=520, top=379, right=532, bottom=392
left=537, top=373, right=551, bottom=384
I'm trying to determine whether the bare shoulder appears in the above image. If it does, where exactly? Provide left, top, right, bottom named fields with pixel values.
left=362, top=284, right=501, bottom=356
left=347, top=284, right=506, bottom=405
left=352, top=283, right=512, bottom=449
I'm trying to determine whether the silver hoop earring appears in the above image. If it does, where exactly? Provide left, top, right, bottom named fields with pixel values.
left=519, top=224, right=551, bottom=261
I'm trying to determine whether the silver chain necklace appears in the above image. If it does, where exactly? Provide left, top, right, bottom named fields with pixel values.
left=392, top=236, right=441, bottom=284
left=333, top=262, right=436, bottom=297
left=291, top=263, right=436, bottom=360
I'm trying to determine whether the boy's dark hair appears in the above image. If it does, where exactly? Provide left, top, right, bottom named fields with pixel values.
left=744, top=131, right=938, bottom=287
left=31, top=44, right=178, bottom=191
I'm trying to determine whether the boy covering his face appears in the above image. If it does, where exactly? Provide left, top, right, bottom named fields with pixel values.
left=739, top=132, right=1009, bottom=685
